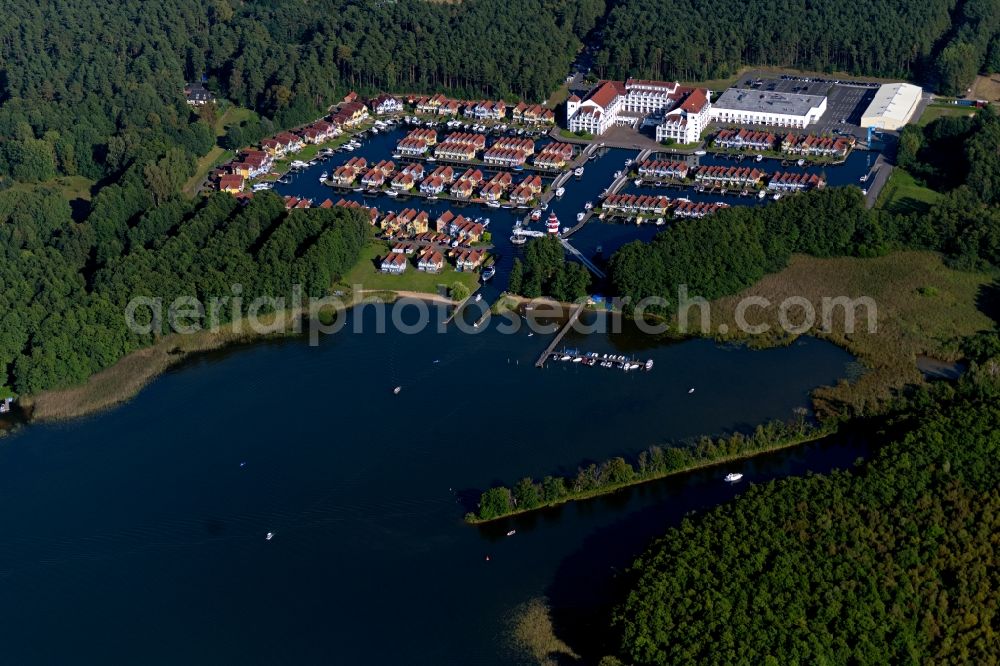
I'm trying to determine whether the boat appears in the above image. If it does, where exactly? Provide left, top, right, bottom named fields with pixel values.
left=694, top=149, right=707, bottom=156
left=724, top=473, right=743, bottom=483
left=266, top=532, right=275, bottom=541
left=656, top=217, right=665, bottom=226
left=487, top=200, right=501, bottom=208
left=574, top=166, right=584, bottom=177
left=393, top=386, right=402, bottom=395
left=755, top=154, right=763, bottom=162
left=531, top=209, right=542, bottom=221
left=645, top=359, right=654, bottom=370
left=772, top=192, right=782, bottom=201
left=584, top=201, right=593, bottom=210
left=426, top=156, right=437, bottom=162
left=386, top=190, right=398, bottom=197
left=506, top=530, right=516, bottom=537
left=482, top=265, right=496, bottom=281
left=560, top=354, right=571, bottom=361
left=555, top=187, right=565, bottom=198
left=757, top=190, right=767, bottom=199
left=319, top=171, right=328, bottom=182
left=634, top=178, right=643, bottom=187
left=688, top=387, right=695, bottom=394
left=859, top=174, right=869, bottom=182
left=572, top=357, right=583, bottom=363
left=474, top=294, right=483, bottom=303
left=797, top=158, right=805, bottom=167
left=426, top=195, right=438, bottom=201
left=576, top=212, right=585, bottom=222
left=510, top=233, right=527, bottom=245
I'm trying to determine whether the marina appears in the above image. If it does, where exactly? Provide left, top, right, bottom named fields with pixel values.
left=549, top=348, right=654, bottom=371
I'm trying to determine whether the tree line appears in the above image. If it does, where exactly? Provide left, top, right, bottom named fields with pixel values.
left=596, top=0, right=1000, bottom=94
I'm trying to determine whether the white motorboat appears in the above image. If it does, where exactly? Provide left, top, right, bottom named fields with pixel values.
left=393, top=386, right=402, bottom=395
left=574, top=166, right=584, bottom=177
left=645, top=359, right=654, bottom=370
left=506, top=530, right=516, bottom=537
left=487, top=200, right=501, bottom=208
left=724, top=473, right=743, bottom=483
left=576, top=212, right=585, bottom=222
left=757, top=190, right=767, bottom=199
left=755, top=154, right=764, bottom=162
left=266, top=532, right=275, bottom=541
left=584, top=201, right=593, bottom=210
left=634, top=178, right=643, bottom=186
left=772, top=192, right=782, bottom=201
left=531, top=209, right=542, bottom=221
left=688, top=387, right=695, bottom=394
left=694, top=149, right=707, bottom=156
left=319, top=171, right=328, bottom=182
left=555, top=187, right=565, bottom=198
left=572, top=357, right=583, bottom=363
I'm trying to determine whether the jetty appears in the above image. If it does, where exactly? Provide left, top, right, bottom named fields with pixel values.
left=535, top=302, right=586, bottom=367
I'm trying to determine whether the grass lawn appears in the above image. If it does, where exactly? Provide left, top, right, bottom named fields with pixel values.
left=876, top=168, right=943, bottom=214
left=183, top=104, right=255, bottom=197
left=546, top=83, right=570, bottom=108
left=917, top=104, right=977, bottom=127
left=337, top=242, right=481, bottom=295
left=8, top=175, right=94, bottom=201
left=706, top=251, right=997, bottom=418
left=559, top=129, right=594, bottom=141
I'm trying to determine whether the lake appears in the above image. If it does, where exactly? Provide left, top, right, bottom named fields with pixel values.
left=0, top=308, right=865, bottom=664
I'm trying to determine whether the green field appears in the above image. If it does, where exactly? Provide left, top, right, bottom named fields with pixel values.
left=7, top=175, right=95, bottom=201
left=876, top=168, right=943, bottom=214
left=916, top=103, right=977, bottom=127
left=338, top=243, right=481, bottom=295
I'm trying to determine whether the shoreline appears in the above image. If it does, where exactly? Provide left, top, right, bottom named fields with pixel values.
left=20, top=291, right=458, bottom=424
left=465, top=427, right=835, bottom=524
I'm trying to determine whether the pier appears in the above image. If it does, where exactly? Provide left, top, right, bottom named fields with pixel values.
left=560, top=238, right=606, bottom=278
left=535, top=302, right=586, bottom=367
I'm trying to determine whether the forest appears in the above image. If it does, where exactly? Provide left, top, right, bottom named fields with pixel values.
left=0, top=0, right=603, bottom=185
left=611, top=356, right=1000, bottom=664
left=508, top=235, right=591, bottom=302
left=608, top=109, right=1000, bottom=313
left=0, top=187, right=372, bottom=395
left=596, top=0, right=1000, bottom=94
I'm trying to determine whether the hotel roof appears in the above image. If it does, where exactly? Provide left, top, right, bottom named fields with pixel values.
left=713, top=88, right=826, bottom=116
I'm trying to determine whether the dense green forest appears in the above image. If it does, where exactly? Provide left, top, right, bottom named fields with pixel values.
left=612, top=359, right=1000, bottom=664
left=596, top=0, right=1000, bottom=94
left=0, top=0, right=603, bottom=185
left=609, top=109, right=1000, bottom=311
left=508, top=235, right=591, bottom=301
left=0, top=189, right=371, bottom=394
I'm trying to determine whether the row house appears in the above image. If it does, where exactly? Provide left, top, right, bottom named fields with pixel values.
left=455, top=249, right=485, bottom=272
left=415, top=93, right=449, bottom=114
left=602, top=194, right=671, bottom=215
left=361, top=168, right=387, bottom=189
left=381, top=208, right=430, bottom=235
left=436, top=210, right=460, bottom=233
left=534, top=142, right=574, bottom=169
left=781, top=133, right=854, bottom=157
left=511, top=103, right=555, bottom=125
left=464, top=100, right=506, bottom=120
left=420, top=175, right=447, bottom=196
left=218, top=174, right=244, bottom=194
left=426, top=165, right=455, bottom=183
left=492, top=137, right=535, bottom=156
left=301, top=120, right=338, bottom=144
left=334, top=199, right=379, bottom=224
left=371, top=160, right=396, bottom=176
left=694, top=166, right=764, bottom=187
left=448, top=215, right=484, bottom=242
left=392, top=242, right=419, bottom=255
left=417, top=249, right=445, bottom=273
left=480, top=182, right=505, bottom=202
left=767, top=172, right=826, bottom=192
left=391, top=172, right=415, bottom=191
left=284, top=196, right=312, bottom=209
left=331, top=101, right=369, bottom=128
left=318, top=199, right=334, bottom=208
left=400, top=162, right=425, bottom=181
left=370, top=94, right=403, bottom=116
left=637, top=159, right=689, bottom=180
left=380, top=253, right=407, bottom=274
left=397, top=137, right=430, bottom=156
left=414, top=231, right=452, bottom=244
left=450, top=168, right=484, bottom=199
left=275, top=132, right=304, bottom=154
left=235, top=150, right=273, bottom=178
left=482, top=147, right=528, bottom=168
left=509, top=175, right=544, bottom=205
left=673, top=201, right=729, bottom=218
left=713, top=128, right=777, bottom=151
left=332, top=165, right=358, bottom=186
left=435, top=132, right=487, bottom=160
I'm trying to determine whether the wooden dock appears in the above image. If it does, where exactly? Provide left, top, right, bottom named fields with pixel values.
left=535, top=303, right=586, bottom=367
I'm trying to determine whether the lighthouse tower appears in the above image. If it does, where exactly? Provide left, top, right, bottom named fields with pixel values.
left=546, top=212, right=560, bottom=235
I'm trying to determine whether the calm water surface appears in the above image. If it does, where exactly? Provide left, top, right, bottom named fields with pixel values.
left=0, top=308, right=864, bottom=664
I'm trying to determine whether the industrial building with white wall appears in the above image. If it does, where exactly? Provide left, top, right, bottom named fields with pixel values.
left=708, top=89, right=828, bottom=128
left=859, top=83, right=923, bottom=130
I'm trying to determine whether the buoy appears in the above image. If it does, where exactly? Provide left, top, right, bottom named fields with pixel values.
left=485, top=555, right=491, bottom=562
